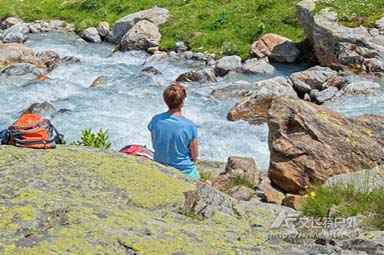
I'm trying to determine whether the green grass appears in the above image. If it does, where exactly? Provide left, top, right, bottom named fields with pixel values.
left=0, top=0, right=304, bottom=58
left=315, top=0, right=384, bottom=27
left=1, top=0, right=382, bottom=57
left=302, top=173, right=384, bottom=230
left=227, top=174, right=257, bottom=190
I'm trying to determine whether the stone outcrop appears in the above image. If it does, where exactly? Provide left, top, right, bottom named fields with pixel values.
left=36, top=50, right=61, bottom=71
left=2, top=23, right=30, bottom=43
left=210, top=81, right=253, bottom=100
left=325, top=165, right=384, bottom=192
left=2, top=17, right=22, bottom=29
left=0, top=145, right=299, bottom=254
left=290, top=65, right=349, bottom=104
left=0, top=63, right=43, bottom=81
left=251, top=33, right=301, bottom=63
left=297, top=0, right=384, bottom=75
left=227, top=77, right=297, bottom=124
left=111, top=7, right=170, bottom=44
left=215, top=55, right=242, bottom=76
left=241, top=58, right=275, bottom=75
left=142, top=66, right=162, bottom=75
left=282, top=194, right=306, bottom=210
left=334, top=80, right=381, bottom=98
left=89, top=76, right=108, bottom=88
left=22, top=101, right=57, bottom=117
left=82, top=27, right=101, bottom=43
left=0, top=43, right=37, bottom=68
left=268, top=96, right=384, bottom=194
left=97, top=22, right=110, bottom=38
left=176, top=68, right=217, bottom=83
left=120, top=20, right=161, bottom=51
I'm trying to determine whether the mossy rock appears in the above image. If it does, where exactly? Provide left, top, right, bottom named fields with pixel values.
left=0, top=145, right=287, bottom=254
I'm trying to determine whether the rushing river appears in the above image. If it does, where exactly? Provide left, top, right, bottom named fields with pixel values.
left=1, top=32, right=382, bottom=169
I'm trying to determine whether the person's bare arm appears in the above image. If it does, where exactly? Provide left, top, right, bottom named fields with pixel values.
left=190, top=138, right=199, bottom=162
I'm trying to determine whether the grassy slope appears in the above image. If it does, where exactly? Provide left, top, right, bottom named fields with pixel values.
left=315, top=0, right=384, bottom=27
left=0, top=0, right=303, bottom=58
left=0, top=0, right=383, bottom=58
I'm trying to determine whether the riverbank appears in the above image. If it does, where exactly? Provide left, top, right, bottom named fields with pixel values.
left=2, top=0, right=302, bottom=58
left=1, top=0, right=384, bottom=59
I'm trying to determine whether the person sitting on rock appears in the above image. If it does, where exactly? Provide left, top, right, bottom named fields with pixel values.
left=148, top=83, right=200, bottom=180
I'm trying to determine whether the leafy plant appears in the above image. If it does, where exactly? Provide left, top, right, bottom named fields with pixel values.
left=71, top=128, right=112, bottom=149
left=199, top=171, right=211, bottom=182
left=302, top=171, right=384, bottom=230
left=80, top=0, right=100, bottom=11
left=227, top=174, right=257, bottom=190
left=222, top=40, right=241, bottom=56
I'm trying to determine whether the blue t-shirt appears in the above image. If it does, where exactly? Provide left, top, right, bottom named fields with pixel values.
left=148, top=112, right=197, bottom=174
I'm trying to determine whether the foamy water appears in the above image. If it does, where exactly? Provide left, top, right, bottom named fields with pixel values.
left=0, top=33, right=308, bottom=169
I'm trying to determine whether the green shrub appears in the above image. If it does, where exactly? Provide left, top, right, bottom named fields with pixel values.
left=302, top=171, right=384, bottom=230
left=72, top=128, right=112, bottom=149
left=199, top=171, right=211, bottom=182
left=227, top=174, right=257, bottom=190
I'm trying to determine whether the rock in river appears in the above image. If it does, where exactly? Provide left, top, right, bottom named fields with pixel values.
left=215, top=55, right=242, bottom=77
left=227, top=77, right=297, bottom=124
left=82, top=27, right=102, bottom=43
left=251, top=33, right=301, bottom=63
left=120, top=20, right=161, bottom=51
left=268, top=96, right=384, bottom=194
left=22, top=101, right=57, bottom=117
left=242, top=58, right=275, bottom=75
left=111, top=7, right=170, bottom=43
left=0, top=43, right=37, bottom=68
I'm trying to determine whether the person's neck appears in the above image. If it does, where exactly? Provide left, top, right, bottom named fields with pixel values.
left=167, top=108, right=182, bottom=116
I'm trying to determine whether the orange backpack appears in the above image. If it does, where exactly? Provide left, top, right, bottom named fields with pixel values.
left=8, top=114, right=64, bottom=149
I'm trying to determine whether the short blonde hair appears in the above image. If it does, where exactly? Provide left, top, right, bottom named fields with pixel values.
left=163, top=83, right=187, bottom=110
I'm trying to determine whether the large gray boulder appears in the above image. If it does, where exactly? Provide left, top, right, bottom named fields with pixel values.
left=335, top=80, right=381, bottom=98
left=97, top=22, right=110, bottom=38
left=2, top=17, right=22, bottom=29
left=82, top=27, right=101, bottom=43
left=215, top=55, right=242, bottom=77
left=0, top=63, right=44, bottom=84
left=314, top=86, right=338, bottom=103
left=290, top=66, right=339, bottom=93
left=210, top=81, right=253, bottom=100
left=2, top=31, right=25, bottom=44
left=22, top=101, right=57, bottom=118
left=325, top=165, right=384, bottom=192
left=36, top=50, right=61, bottom=71
left=1, top=63, right=42, bottom=78
left=251, top=33, right=300, bottom=63
left=111, top=7, right=170, bottom=43
left=120, top=20, right=161, bottom=51
left=297, top=0, right=384, bottom=74
left=2, top=23, right=30, bottom=43
left=242, top=58, right=275, bottom=75
left=227, top=76, right=297, bottom=124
